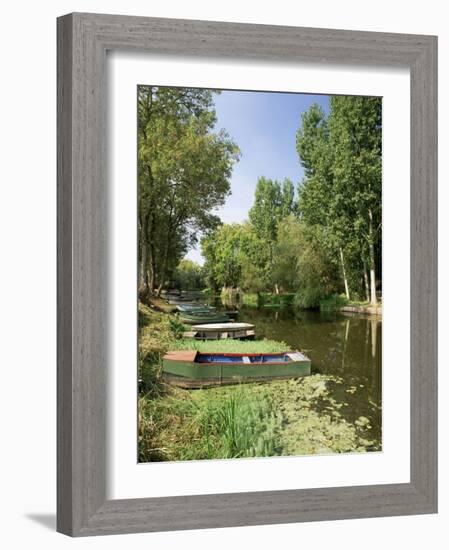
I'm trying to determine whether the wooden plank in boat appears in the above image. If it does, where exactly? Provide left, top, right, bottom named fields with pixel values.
left=163, top=350, right=197, bottom=362
left=191, top=322, right=254, bottom=331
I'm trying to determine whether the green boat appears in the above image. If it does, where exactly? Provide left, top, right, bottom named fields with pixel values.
left=179, top=312, right=229, bottom=324
left=162, top=350, right=311, bottom=388
left=184, top=322, right=255, bottom=340
left=176, top=303, right=216, bottom=313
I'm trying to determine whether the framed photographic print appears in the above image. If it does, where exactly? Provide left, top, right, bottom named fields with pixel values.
left=57, top=13, right=437, bottom=536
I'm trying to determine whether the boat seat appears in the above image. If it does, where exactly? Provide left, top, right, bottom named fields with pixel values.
left=242, top=356, right=251, bottom=364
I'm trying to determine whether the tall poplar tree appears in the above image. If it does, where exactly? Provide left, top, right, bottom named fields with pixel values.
left=328, top=96, right=382, bottom=305
left=296, top=98, right=382, bottom=304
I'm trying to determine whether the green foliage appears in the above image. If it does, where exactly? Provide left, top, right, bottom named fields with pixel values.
left=296, top=97, right=382, bottom=303
left=139, top=386, right=282, bottom=461
left=201, top=222, right=266, bottom=291
left=202, top=178, right=298, bottom=294
left=172, top=259, right=205, bottom=291
left=242, top=292, right=261, bottom=307
left=319, top=293, right=349, bottom=311
left=272, top=217, right=339, bottom=308
left=296, top=104, right=329, bottom=179
left=193, top=389, right=281, bottom=459
left=138, top=86, right=240, bottom=295
left=248, top=177, right=296, bottom=289
left=177, top=95, right=381, bottom=311
left=139, top=374, right=380, bottom=462
left=168, top=317, right=186, bottom=339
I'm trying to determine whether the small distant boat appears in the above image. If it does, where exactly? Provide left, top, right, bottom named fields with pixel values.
left=168, top=296, right=193, bottom=304
left=165, top=289, right=181, bottom=297
left=185, top=322, right=255, bottom=340
left=176, top=303, right=216, bottom=313
left=224, top=310, right=239, bottom=319
left=162, top=350, right=311, bottom=388
left=179, top=311, right=229, bottom=324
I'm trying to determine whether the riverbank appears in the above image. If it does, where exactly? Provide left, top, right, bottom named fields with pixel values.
left=219, top=289, right=382, bottom=316
left=341, top=304, right=382, bottom=316
left=138, top=302, right=381, bottom=462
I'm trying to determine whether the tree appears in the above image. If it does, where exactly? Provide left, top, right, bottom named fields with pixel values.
left=328, top=96, right=382, bottom=305
left=296, top=98, right=382, bottom=304
left=248, top=177, right=295, bottom=292
left=201, top=224, right=246, bottom=289
left=138, top=86, right=240, bottom=299
left=272, top=217, right=339, bottom=306
left=296, top=103, right=351, bottom=297
left=172, top=259, right=205, bottom=291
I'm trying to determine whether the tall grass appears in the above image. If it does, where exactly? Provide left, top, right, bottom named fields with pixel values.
left=171, top=338, right=289, bottom=354
left=140, top=387, right=283, bottom=461
left=196, top=390, right=281, bottom=459
left=138, top=302, right=291, bottom=461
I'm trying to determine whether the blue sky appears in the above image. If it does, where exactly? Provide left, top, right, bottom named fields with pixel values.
left=186, top=89, right=330, bottom=264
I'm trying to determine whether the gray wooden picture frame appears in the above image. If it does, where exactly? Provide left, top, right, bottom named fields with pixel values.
left=57, top=12, right=438, bottom=537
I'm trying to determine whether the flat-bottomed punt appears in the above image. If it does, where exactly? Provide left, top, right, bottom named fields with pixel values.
left=179, top=311, right=230, bottom=324
left=176, top=303, right=216, bottom=313
left=184, top=322, right=255, bottom=340
left=162, top=350, right=311, bottom=388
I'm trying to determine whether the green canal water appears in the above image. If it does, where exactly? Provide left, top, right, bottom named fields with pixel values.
left=218, top=303, right=382, bottom=447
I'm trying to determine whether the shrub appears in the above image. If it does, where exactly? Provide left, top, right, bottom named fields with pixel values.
left=319, top=293, right=349, bottom=311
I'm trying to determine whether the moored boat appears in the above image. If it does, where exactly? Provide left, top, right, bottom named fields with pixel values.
left=176, top=303, right=216, bottom=313
left=184, top=322, right=255, bottom=340
left=162, top=350, right=311, bottom=388
left=223, top=310, right=239, bottom=319
left=179, top=311, right=229, bottom=324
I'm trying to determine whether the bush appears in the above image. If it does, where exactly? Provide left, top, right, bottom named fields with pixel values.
left=319, top=294, right=349, bottom=311
left=294, top=286, right=325, bottom=309
left=168, top=317, right=186, bottom=339
left=242, top=292, right=260, bottom=307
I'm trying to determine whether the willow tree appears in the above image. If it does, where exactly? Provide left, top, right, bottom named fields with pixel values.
left=273, top=216, right=339, bottom=307
left=138, top=86, right=240, bottom=298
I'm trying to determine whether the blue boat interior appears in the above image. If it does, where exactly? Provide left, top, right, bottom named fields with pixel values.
left=196, top=353, right=291, bottom=364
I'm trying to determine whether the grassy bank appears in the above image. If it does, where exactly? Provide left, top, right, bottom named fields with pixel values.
left=138, top=302, right=380, bottom=462
left=320, top=294, right=382, bottom=316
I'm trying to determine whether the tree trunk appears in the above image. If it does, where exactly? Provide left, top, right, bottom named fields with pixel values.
left=339, top=247, right=350, bottom=301
left=147, top=209, right=156, bottom=294
left=368, top=209, right=377, bottom=305
left=139, top=240, right=147, bottom=293
left=138, top=209, right=155, bottom=301
left=138, top=212, right=150, bottom=299
left=363, top=261, right=370, bottom=303
left=156, top=231, right=172, bottom=297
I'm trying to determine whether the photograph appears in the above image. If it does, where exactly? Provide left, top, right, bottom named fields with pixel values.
left=137, top=85, right=382, bottom=463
